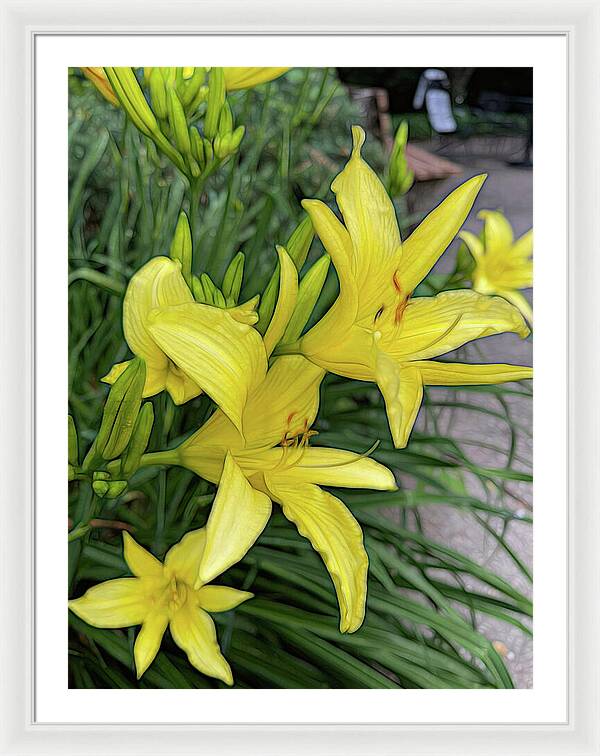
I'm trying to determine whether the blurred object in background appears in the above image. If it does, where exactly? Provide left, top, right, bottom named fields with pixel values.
left=338, top=67, right=532, bottom=167
left=412, top=68, right=457, bottom=134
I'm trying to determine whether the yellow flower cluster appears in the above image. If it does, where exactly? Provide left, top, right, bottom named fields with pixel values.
left=69, top=123, right=532, bottom=684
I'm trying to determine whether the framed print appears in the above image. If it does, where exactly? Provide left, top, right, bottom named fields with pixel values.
left=1, top=1, right=598, bottom=754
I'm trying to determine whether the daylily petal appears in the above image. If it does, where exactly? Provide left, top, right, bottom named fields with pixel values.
left=458, top=230, right=484, bottom=264
left=397, top=174, right=486, bottom=293
left=123, top=532, right=163, bottom=578
left=263, top=246, right=299, bottom=357
left=134, top=611, right=169, bottom=679
left=148, top=302, right=267, bottom=433
left=266, top=478, right=368, bottom=633
left=197, top=454, right=271, bottom=586
left=375, top=354, right=423, bottom=449
left=123, top=257, right=193, bottom=372
left=164, top=365, right=204, bottom=406
left=479, top=210, right=514, bottom=258
left=227, top=294, right=260, bottom=325
left=414, top=360, right=533, bottom=385
left=260, top=447, right=396, bottom=490
left=498, top=288, right=533, bottom=325
left=389, top=290, right=530, bottom=361
left=511, top=229, right=534, bottom=260
left=331, top=126, right=401, bottom=290
left=196, top=585, right=253, bottom=613
left=81, top=67, right=119, bottom=107
left=300, top=199, right=355, bottom=295
left=223, top=67, right=289, bottom=91
left=180, top=355, right=325, bottom=470
left=68, top=578, right=150, bottom=628
left=169, top=604, right=233, bottom=685
left=299, top=200, right=360, bottom=353
left=101, top=359, right=168, bottom=398
left=242, top=355, right=325, bottom=448
left=164, top=529, right=206, bottom=586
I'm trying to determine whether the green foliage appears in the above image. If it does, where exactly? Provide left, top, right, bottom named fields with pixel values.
left=68, top=68, right=532, bottom=689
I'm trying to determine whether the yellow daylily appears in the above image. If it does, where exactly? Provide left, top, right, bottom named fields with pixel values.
left=69, top=529, right=252, bottom=684
left=460, top=210, right=533, bottom=325
left=223, top=67, right=290, bottom=91
left=81, top=67, right=119, bottom=107
left=148, top=354, right=397, bottom=634
left=287, top=126, right=532, bottom=449
left=102, top=256, right=267, bottom=433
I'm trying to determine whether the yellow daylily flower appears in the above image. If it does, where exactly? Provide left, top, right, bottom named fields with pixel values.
left=81, top=67, right=119, bottom=107
left=287, top=126, right=532, bottom=449
left=102, top=256, right=267, bottom=433
left=223, top=67, right=290, bottom=91
left=151, top=354, right=397, bottom=634
left=69, top=530, right=252, bottom=684
left=460, top=210, right=533, bottom=325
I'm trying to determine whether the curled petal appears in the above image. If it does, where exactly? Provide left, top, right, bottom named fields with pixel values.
left=331, top=125, right=401, bottom=289
left=263, top=447, right=396, bottom=490
left=415, top=360, right=533, bottom=385
left=390, top=290, right=530, bottom=361
left=266, top=477, right=368, bottom=633
left=263, top=246, right=299, bottom=357
left=123, top=256, right=193, bottom=372
left=148, top=302, right=267, bottom=434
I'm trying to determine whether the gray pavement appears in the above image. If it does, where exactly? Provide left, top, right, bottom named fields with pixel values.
left=407, top=136, right=533, bottom=688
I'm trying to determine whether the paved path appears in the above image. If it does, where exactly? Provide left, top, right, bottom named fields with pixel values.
left=408, top=137, right=533, bottom=688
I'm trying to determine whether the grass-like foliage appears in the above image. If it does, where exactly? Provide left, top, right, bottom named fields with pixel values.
left=68, top=68, right=532, bottom=689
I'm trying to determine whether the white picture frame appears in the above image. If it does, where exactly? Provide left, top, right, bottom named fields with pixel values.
left=1, top=0, right=597, bottom=753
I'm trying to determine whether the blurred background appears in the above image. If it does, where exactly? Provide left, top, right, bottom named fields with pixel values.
left=69, top=66, right=533, bottom=689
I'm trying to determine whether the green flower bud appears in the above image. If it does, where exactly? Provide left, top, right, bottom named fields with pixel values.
left=190, top=128, right=205, bottom=168
left=169, top=211, right=193, bottom=288
left=96, top=358, right=146, bottom=460
left=222, top=252, right=245, bottom=305
left=388, top=120, right=414, bottom=197
left=191, top=274, right=207, bottom=302
left=120, top=402, right=154, bottom=478
left=204, top=67, right=225, bottom=140
left=68, top=415, right=78, bottom=466
left=218, top=101, right=233, bottom=136
left=104, top=67, right=158, bottom=138
left=148, top=68, right=168, bottom=120
left=200, top=273, right=217, bottom=305
left=105, top=480, right=128, bottom=499
left=282, top=254, right=331, bottom=344
left=167, top=87, right=192, bottom=156
left=257, top=215, right=314, bottom=333
left=228, top=125, right=245, bottom=153
left=93, top=471, right=110, bottom=481
left=212, top=133, right=229, bottom=160
left=104, top=67, right=186, bottom=174
left=92, top=480, right=110, bottom=498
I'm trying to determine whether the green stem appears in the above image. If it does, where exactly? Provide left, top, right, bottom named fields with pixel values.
left=188, top=177, right=205, bottom=255
left=139, top=450, right=180, bottom=468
